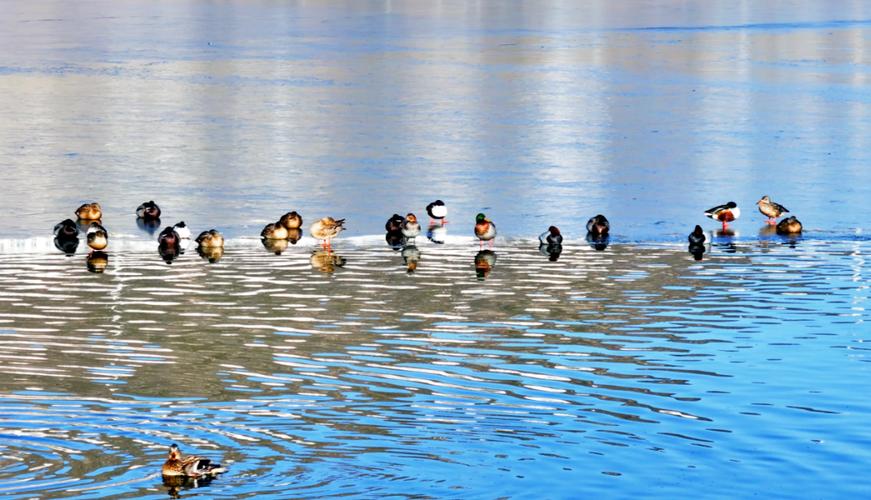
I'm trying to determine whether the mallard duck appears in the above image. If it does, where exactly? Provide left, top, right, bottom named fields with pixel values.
left=161, top=444, right=226, bottom=478
left=401, top=213, right=421, bottom=242
left=136, top=201, right=161, bottom=220
left=539, top=226, right=563, bottom=245
left=688, top=225, right=706, bottom=245
left=158, top=226, right=181, bottom=250
left=195, top=229, right=224, bottom=248
left=86, top=222, right=108, bottom=250
left=474, top=213, right=496, bottom=246
left=173, top=221, right=191, bottom=240
left=776, top=216, right=802, bottom=235
left=310, top=217, right=346, bottom=248
left=54, top=219, right=79, bottom=239
left=426, top=200, right=447, bottom=224
left=385, top=214, right=404, bottom=233
left=86, top=251, right=109, bottom=273
left=280, top=211, right=303, bottom=230
left=586, top=215, right=610, bottom=237
left=76, top=203, right=102, bottom=221
left=757, top=196, right=789, bottom=224
left=261, top=222, right=289, bottom=240
left=704, top=201, right=740, bottom=229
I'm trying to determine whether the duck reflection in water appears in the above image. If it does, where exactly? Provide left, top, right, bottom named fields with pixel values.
left=539, top=243, right=563, bottom=261
left=427, top=223, right=446, bottom=244
left=711, top=228, right=737, bottom=253
left=385, top=231, right=405, bottom=250
left=162, top=474, right=216, bottom=499
left=311, top=250, right=346, bottom=273
left=54, top=236, right=79, bottom=256
left=287, top=229, right=302, bottom=245
left=585, top=232, right=609, bottom=251
left=402, top=245, right=420, bottom=273
left=86, top=251, right=109, bottom=273
left=539, top=226, right=563, bottom=261
left=196, top=246, right=224, bottom=263
left=136, top=217, right=161, bottom=236
left=261, top=238, right=289, bottom=255
left=475, top=250, right=496, bottom=280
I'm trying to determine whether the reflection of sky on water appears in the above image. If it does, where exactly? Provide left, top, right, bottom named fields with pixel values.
left=1, top=1, right=870, bottom=244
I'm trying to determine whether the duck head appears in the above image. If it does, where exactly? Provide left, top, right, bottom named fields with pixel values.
left=475, top=213, right=489, bottom=224
left=405, top=213, right=418, bottom=224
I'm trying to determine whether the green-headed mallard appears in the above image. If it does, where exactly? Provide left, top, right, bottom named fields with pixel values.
left=474, top=213, right=496, bottom=246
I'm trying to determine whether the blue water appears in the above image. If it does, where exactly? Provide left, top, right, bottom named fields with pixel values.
left=2, top=1, right=871, bottom=498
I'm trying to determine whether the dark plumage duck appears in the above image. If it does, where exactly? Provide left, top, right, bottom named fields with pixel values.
left=385, top=214, right=404, bottom=233
left=86, top=222, right=108, bottom=251
left=158, top=226, right=181, bottom=248
left=539, top=226, right=563, bottom=245
left=54, top=219, right=79, bottom=239
left=195, top=229, right=224, bottom=248
left=261, top=222, right=288, bottom=240
left=426, top=200, right=447, bottom=224
left=401, top=213, right=421, bottom=242
left=136, top=201, right=161, bottom=220
left=757, top=195, right=789, bottom=224
left=75, top=202, right=102, bottom=221
left=474, top=213, right=496, bottom=246
left=586, top=215, right=610, bottom=237
left=776, top=216, right=802, bottom=235
left=688, top=225, right=706, bottom=245
left=161, top=444, right=226, bottom=478
left=280, top=211, right=303, bottom=230
left=705, top=201, right=740, bottom=229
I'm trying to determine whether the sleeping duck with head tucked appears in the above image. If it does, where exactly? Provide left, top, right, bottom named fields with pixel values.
left=76, top=202, right=103, bottom=221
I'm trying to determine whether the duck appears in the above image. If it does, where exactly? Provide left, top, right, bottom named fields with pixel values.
left=161, top=444, right=226, bottom=478
left=756, top=195, right=789, bottom=224
left=401, top=213, right=421, bottom=242
left=136, top=201, right=161, bottom=220
left=86, top=222, right=108, bottom=250
left=158, top=226, right=181, bottom=251
left=261, top=222, right=289, bottom=240
left=704, top=201, right=740, bottom=229
left=539, top=226, right=563, bottom=245
left=172, top=221, right=191, bottom=240
left=776, top=216, right=803, bottom=235
left=426, top=200, right=447, bottom=224
left=54, top=219, right=79, bottom=239
left=385, top=214, right=404, bottom=233
left=279, top=211, right=303, bottom=230
left=586, top=214, right=610, bottom=237
left=310, top=217, right=346, bottom=248
left=76, top=202, right=102, bottom=221
left=195, top=229, right=224, bottom=248
left=688, top=225, right=706, bottom=245
left=474, top=213, right=496, bottom=246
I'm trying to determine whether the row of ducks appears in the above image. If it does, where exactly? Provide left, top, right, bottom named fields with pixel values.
left=703, top=196, right=803, bottom=234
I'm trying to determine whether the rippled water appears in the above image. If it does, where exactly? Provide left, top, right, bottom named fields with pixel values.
left=0, top=236, right=869, bottom=497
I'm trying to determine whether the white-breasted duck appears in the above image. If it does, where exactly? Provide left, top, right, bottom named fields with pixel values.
left=705, top=201, right=740, bottom=229
left=539, top=226, right=563, bottom=245
left=86, top=222, right=108, bottom=250
left=426, top=200, right=447, bottom=224
left=586, top=215, right=610, bottom=237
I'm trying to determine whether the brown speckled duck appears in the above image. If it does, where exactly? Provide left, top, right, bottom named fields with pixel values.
left=756, top=195, right=789, bottom=224
left=776, top=216, right=803, bottom=235
left=261, top=222, right=289, bottom=240
left=161, top=444, right=226, bottom=478
left=195, top=229, right=224, bottom=248
left=76, top=202, right=102, bottom=221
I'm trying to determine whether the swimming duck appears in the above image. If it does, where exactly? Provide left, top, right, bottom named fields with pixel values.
left=76, top=202, right=102, bottom=221
left=776, top=216, right=803, bottom=235
left=688, top=225, right=706, bottom=245
left=54, top=219, right=79, bottom=239
left=86, top=222, right=108, bottom=250
left=704, top=201, right=740, bottom=229
left=756, top=195, right=789, bottom=224
left=426, top=200, right=447, bottom=224
left=136, top=201, right=161, bottom=220
left=385, top=214, right=404, bottom=233
left=195, top=229, right=224, bottom=248
left=173, top=221, right=191, bottom=240
left=279, top=211, right=303, bottom=230
left=158, top=226, right=181, bottom=250
left=539, top=226, right=563, bottom=245
left=161, top=444, right=226, bottom=478
left=474, top=213, right=496, bottom=246
left=310, top=217, right=346, bottom=248
left=401, top=213, right=421, bottom=242
left=586, top=215, right=610, bottom=237
left=261, top=222, right=289, bottom=240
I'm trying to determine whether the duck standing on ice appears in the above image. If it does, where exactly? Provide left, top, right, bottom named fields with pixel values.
left=705, top=201, right=740, bottom=230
